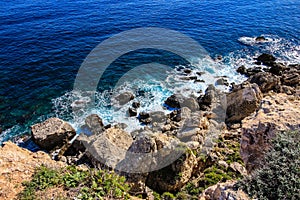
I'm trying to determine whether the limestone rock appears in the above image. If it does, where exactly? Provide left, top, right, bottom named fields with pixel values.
left=31, top=118, right=76, bottom=151
left=146, top=149, right=197, bottom=192
left=240, top=93, right=300, bottom=172
left=199, top=180, right=250, bottom=200
left=0, top=142, right=65, bottom=200
left=226, top=82, right=263, bottom=123
left=182, top=97, right=199, bottom=111
left=81, top=114, right=105, bottom=136
left=85, top=127, right=133, bottom=169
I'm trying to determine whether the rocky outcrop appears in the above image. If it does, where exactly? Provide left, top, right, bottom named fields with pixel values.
left=199, top=180, right=250, bottom=200
left=240, top=93, right=300, bottom=172
left=0, top=142, right=65, bottom=200
left=31, top=118, right=76, bottom=151
left=226, top=82, right=263, bottom=123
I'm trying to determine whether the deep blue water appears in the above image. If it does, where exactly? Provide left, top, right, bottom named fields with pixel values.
left=0, top=0, right=299, bottom=143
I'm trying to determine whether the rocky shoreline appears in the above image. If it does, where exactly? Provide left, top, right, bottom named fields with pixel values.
left=0, top=53, right=299, bottom=199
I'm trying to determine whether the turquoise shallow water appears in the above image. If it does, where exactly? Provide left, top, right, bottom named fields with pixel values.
left=0, top=0, right=299, bottom=143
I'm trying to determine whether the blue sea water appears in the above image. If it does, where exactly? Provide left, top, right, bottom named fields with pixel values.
left=0, top=0, right=299, bottom=143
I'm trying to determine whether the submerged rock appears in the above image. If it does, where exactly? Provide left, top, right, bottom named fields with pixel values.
left=226, top=82, right=263, bottom=123
left=31, top=118, right=76, bottom=151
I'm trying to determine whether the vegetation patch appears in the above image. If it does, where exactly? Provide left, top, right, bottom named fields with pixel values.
left=236, top=131, right=300, bottom=200
left=19, top=165, right=131, bottom=200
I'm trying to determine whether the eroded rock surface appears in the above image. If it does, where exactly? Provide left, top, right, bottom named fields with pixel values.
left=240, top=93, right=300, bottom=172
left=0, top=142, right=65, bottom=200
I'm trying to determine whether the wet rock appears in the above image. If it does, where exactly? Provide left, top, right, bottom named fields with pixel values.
left=215, top=78, right=229, bottom=86
left=139, top=112, right=150, bottom=119
left=226, top=82, right=263, bottom=123
left=256, top=53, right=276, bottom=66
left=248, top=72, right=280, bottom=93
left=198, top=85, right=216, bottom=110
left=237, top=66, right=263, bottom=77
left=138, top=112, right=152, bottom=124
left=164, top=94, right=185, bottom=108
left=255, top=36, right=266, bottom=42
left=31, top=118, right=76, bottom=151
left=183, top=69, right=192, bottom=74
left=132, top=101, right=140, bottom=108
left=128, top=107, right=137, bottom=117
left=180, top=76, right=197, bottom=81
left=237, top=65, right=247, bottom=75
left=115, top=91, right=134, bottom=105
left=114, top=123, right=128, bottom=130
left=269, top=62, right=287, bottom=75
left=240, top=93, right=300, bottom=172
left=196, top=71, right=205, bottom=76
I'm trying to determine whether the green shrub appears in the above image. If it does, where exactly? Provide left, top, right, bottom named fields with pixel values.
left=161, top=192, right=176, bottom=200
left=19, top=165, right=131, bottom=200
left=236, top=131, right=300, bottom=200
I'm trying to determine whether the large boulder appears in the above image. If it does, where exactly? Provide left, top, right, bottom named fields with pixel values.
left=226, top=82, right=263, bottom=123
left=240, top=93, right=300, bottom=172
left=182, top=97, right=199, bottom=111
left=85, top=127, right=133, bottom=169
left=146, top=148, right=197, bottom=192
left=31, top=118, right=76, bottom=151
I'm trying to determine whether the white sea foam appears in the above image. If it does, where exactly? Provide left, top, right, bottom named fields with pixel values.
left=52, top=55, right=247, bottom=133
left=238, top=35, right=300, bottom=65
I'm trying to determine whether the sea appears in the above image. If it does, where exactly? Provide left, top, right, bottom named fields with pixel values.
left=0, top=0, right=299, bottom=145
